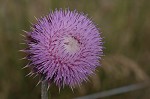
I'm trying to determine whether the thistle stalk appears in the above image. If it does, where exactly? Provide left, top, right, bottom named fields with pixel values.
left=41, top=80, right=49, bottom=99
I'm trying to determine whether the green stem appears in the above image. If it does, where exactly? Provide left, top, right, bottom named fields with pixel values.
left=41, top=80, right=49, bottom=99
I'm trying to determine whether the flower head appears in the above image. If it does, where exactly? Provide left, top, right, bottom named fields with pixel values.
left=23, top=9, right=103, bottom=88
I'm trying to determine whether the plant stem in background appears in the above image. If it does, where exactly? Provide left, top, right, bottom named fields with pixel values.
left=41, top=80, right=49, bottom=99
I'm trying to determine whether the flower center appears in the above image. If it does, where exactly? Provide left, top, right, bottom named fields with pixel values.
left=63, top=36, right=80, bottom=53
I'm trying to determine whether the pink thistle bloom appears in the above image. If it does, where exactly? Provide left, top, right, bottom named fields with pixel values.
left=23, top=9, right=103, bottom=88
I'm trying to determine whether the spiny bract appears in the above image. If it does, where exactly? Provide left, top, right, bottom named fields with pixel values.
left=23, top=9, right=103, bottom=89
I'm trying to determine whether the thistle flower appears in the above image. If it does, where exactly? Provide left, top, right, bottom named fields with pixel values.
left=23, top=9, right=103, bottom=89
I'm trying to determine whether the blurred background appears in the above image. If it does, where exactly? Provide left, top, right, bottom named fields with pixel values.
left=0, top=0, right=150, bottom=99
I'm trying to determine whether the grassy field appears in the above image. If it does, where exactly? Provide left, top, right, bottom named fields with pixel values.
left=0, top=0, right=150, bottom=99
